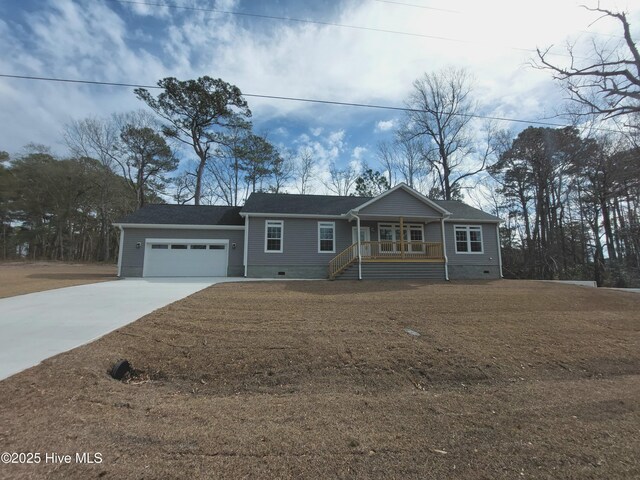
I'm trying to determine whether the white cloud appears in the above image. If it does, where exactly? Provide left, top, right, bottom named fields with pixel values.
left=273, top=126, right=289, bottom=137
left=0, top=0, right=637, bottom=158
left=352, top=146, right=367, bottom=160
left=126, top=1, right=171, bottom=18
left=327, top=129, right=344, bottom=144
left=288, top=128, right=353, bottom=193
left=375, top=119, right=396, bottom=132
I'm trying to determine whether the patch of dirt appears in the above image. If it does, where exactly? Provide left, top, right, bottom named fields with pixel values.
left=0, top=262, right=117, bottom=298
left=0, top=280, right=639, bottom=479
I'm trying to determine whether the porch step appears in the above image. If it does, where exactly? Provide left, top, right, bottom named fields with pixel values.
left=336, top=262, right=446, bottom=280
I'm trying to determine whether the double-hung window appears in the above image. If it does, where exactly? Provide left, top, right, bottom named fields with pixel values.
left=454, top=225, right=483, bottom=254
left=378, top=223, right=424, bottom=253
left=265, top=220, right=283, bottom=253
left=318, top=222, right=335, bottom=253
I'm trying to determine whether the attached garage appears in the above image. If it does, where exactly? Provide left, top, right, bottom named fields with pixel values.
left=143, top=239, right=229, bottom=277
left=114, top=205, right=245, bottom=278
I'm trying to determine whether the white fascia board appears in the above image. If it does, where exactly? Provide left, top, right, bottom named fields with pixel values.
left=351, top=183, right=452, bottom=216
left=444, top=218, right=501, bottom=224
left=113, top=223, right=245, bottom=230
left=238, top=212, right=347, bottom=219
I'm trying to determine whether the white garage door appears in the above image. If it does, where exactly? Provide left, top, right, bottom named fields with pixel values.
left=143, top=239, right=228, bottom=277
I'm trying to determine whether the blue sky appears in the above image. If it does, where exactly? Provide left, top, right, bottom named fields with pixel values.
left=1, top=0, right=638, bottom=197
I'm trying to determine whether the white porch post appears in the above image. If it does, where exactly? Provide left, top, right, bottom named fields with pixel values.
left=117, top=226, right=124, bottom=278
left=243, top=214, right=249, bottom=277
left=440, top=217, right=449, bottom=281
left=356, top=214, right=362, bottom=280
left=496, top=223, right=503, bottom=278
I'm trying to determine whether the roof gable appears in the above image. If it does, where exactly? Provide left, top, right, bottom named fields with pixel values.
left=357, top=187, right=443, bottom=216
left=354, top=183, right=449, bottom=217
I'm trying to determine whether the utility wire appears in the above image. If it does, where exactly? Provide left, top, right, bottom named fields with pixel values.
left=373, top=0, right=624, bottom=39
left=107, top=0, right=567, bottom=57
left=373, top=0, right=460, bottom=14
left=0, top=72, right=621, bottom=133
left=109, top=0, right=468, bottom=44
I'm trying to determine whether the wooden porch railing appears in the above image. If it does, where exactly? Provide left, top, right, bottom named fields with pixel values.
left=328, top=243, right=358, bottom=279
left=360, top=241, right=444, bottom=259
left=329, top=241, right=444, bottom=279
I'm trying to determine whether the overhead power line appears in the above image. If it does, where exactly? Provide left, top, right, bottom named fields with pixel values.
left=0, top=73, right=620, bottom=133
left=373, top=0, right=461, bottom=14
left=374, top=0, right=623, bottom=39
left=107, top=0, right=568, bottom=57
left=109, top=0, right=468, bottom=44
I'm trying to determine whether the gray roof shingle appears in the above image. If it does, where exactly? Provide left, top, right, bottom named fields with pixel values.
left=241, top=192, right=370, bottom=215
left=433, top=200, right=501, bottom=222
left=242, top=192, right=500, bottom=222
left=115, top=204, right=244, bottom=226
left=115, top=193, right=500, bottom=226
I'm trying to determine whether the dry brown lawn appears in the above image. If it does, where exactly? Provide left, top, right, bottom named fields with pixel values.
left=0, top=280, right=639, bottom=479
left=0, top=262, right=117, bottom=298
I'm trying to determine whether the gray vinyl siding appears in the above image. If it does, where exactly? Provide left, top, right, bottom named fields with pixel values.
left=424, top=222, right=443, bottom=243
left=120, top=227, right=245, bottom=277
left=445, top=223, right=499, bottom=267
left=247, top=217, right=352, bottom=266
left=359, top=188, right=442, bottom=217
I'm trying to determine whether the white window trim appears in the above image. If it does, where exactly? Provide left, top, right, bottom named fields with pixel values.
left=454, top=225, right=484, bottom=254
left=318, top=221, right=336, bottom=253
left=264, top=220, right=284, bottom=253
left=377, top=222, right=425, bottom=253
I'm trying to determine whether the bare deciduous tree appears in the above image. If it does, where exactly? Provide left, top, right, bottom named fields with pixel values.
left=294, top=148, right=314, bottom=194
left=402, top=67, right=490, bottom=200
left=64, top=116, right=122, bottom=261
left=270, top=151, right=294, bottom=194
left=536, top=6, right=640, bottom=128
left=324, top=162, right=359, bottom=196
left=376, top=135, right=429, bottom=190
left=205, top=125, right=248, bottom=206
left=376, top=141, right=397, bottom=187
left=394, top=134, right=428, bottom=190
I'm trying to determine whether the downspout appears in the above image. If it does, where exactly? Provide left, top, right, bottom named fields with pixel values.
left=440, top=217, right=449, bottom=281
left=117, top=226, right=124, bottom=278
left=353, top=212, right=363, bottom=280
left=243, top=214, right=249, bottom=277
left=496, top=223, right=503, bottom=278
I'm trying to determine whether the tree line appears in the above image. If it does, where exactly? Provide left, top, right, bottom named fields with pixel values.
left=0, top=78, right=300, bottom=262
left=490, top=127, right=639, bottom=286
left=361, top=7, right=640, bottom=286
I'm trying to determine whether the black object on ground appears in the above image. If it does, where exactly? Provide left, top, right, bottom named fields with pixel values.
left=110, top=359, right=131, bottom=380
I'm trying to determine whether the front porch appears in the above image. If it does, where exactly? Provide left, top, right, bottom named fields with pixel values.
left=329, top=240, right=446, bottom=279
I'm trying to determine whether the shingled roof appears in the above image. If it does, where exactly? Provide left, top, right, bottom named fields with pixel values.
left=241, top=192, right=370, bottom=215
left=432, top=200, right=501, bottom=222
left=115, top=204, right=244, bottom=226
left=241, top=192, right=500, bottom=222
left=115, top=193, right=500, bottom=226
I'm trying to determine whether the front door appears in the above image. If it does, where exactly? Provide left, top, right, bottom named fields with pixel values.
left=352, top=227, right=371, bottom=257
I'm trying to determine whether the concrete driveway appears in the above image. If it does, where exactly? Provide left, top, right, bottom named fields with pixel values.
left=0, top=278, right=230, bottom=380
